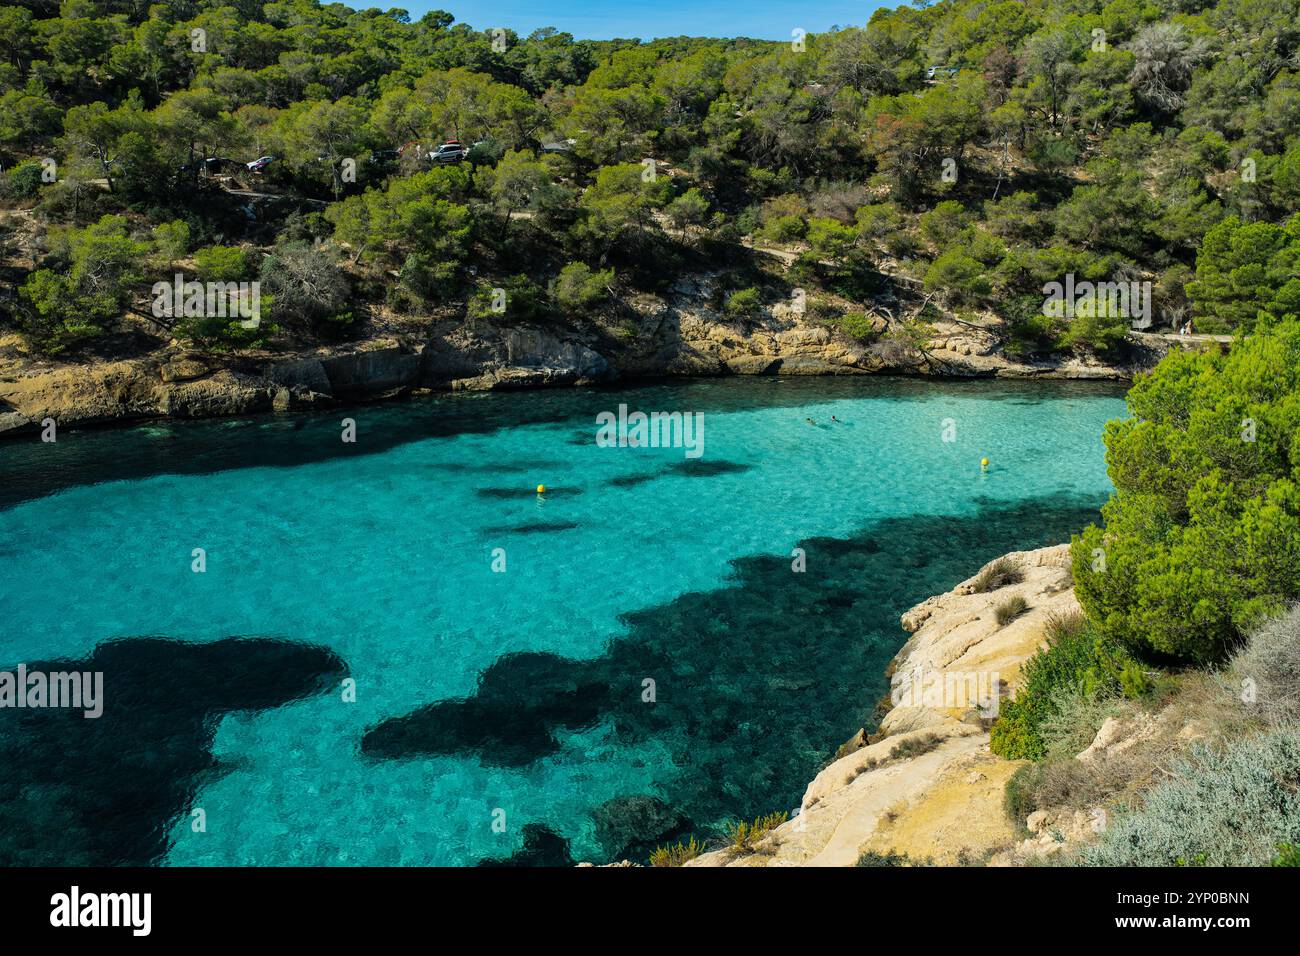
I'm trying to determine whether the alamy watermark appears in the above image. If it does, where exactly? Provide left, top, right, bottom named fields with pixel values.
left=1042, top=274, right=1152, bottom=329
left=596, top=404, right=705, bottom=459
left=152, top=274, right=261, bottom=329
left=0, top=664, right=103, bottom=718
left=890, top=665, right=1000, bottom=717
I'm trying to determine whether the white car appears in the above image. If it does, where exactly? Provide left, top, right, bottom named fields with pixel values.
left=428, top=142, right=469, bottom=164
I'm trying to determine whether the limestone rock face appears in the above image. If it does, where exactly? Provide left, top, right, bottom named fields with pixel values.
left=421, top=323, right=610, bottom=390
left=0, top=266, right=1153, bottom=438
left=884, top=545, right=1079, bottom=738
left=0, top=359, right=166, bottom=433
left=688, top=544, right=1079, bottom=868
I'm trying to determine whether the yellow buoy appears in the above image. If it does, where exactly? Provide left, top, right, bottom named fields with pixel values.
left=536, top=484, right=547, bottom=494
left=980, top=457, right=989, bottom=469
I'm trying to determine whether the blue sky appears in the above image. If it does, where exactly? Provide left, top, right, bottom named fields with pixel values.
left=385, top=1, right=894, bottom=41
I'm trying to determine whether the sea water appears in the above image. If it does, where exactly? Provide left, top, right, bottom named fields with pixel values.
left=0, top=377, right=1127, bottom=865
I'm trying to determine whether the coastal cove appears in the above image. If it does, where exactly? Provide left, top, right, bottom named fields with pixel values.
left=0, top=377, right=1127, bottom=866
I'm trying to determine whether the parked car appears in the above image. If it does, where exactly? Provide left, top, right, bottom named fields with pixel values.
left=246, top=155, right=275, bottom=172
left=179, top=157, right=232, bottom=175
left=428, top=141, right=468, bottom=164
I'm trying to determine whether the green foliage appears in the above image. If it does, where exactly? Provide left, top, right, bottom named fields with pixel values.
left=830, top=311, right=878, bottom=342
left=193, top=245, right=252, bottom=282
left=990, top=612, right=1145, bottom=761
left=665, top=187, right=710, bottom=234
left=574, top=163, right=669, bottom=259
left=1, top=160, right=44, bottom=199
left=918, top=201, right=971, bottom=249
left=2, top=0, right=1298, bottom=364
left=18, top=214, right=147, bottom=352
left=550, top=261, right=613, bottom=314
left=1273, top=843, right=1300, bottom=867
left=924, top=249, right=992, bottom=305
left=722, top=286, right=763, bottom=319
left=1071, top=319, right=1300, bottom=663
left=806, top=216, right=858, bottom=265
left=468, top=275, right=550, bottom=323
left=1187, top=215, right=1300, bottom=333
left=1004, top=763, right=1042, bottom=826
left=151, top=220, right=190, bottom=268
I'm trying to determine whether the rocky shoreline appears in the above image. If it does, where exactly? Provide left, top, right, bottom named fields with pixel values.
left=680, top=543, right=1195, bottom=868
left=0, top=293, right=1162, bottom=439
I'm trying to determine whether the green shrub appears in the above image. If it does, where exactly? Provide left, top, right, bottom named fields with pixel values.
left=551, top=261, right=614, bottom=313
left=1071, top=318, right=1300, bottom=664
left=468, top=275, right=550, bottom=322
left=18, top=214, right=148, bottom=353
left=193, top=245, right=253, bottom=282
left=1003, top=763, right=1043, bottom=826
left=2, top=160, right=44, bottom=200
left=1037, top=684, right=1124, bottom=759
left=924, top=249, right=992, bottom=305
left=1273, top=843, right=1300, bottom=866
left=723, top=286, right=763, bottom=319
left=831, top=311, right=879, bottom=342
left=649, top=837, right=703, bottom=867
left=990, top=617, right=1144, bottom=760
left=994, top=594, right=1029, bottom=626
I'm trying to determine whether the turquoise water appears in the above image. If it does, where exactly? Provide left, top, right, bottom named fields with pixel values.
left=0, top=377, right=1127, bottom=865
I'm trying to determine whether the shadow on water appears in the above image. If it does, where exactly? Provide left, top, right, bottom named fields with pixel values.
left=0, top=637, right=346, bottom=866
left=480, top=521, right=581, bottom=536
left=476, top=824, right=576, bottom=867
left=363, top=495, right=1103, bottom=863
left=0, top=378, right=1125, bottom=511
left=606, top=458, right=752, bottom=488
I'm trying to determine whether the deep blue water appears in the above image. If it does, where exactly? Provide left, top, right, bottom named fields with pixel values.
left=0, top=377, right=1127, bottom=865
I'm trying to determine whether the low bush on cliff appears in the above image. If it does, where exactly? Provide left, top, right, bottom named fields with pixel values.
left=725, top=811, right=788, bottom=853
left=649, top=837, right=703, bottom=867
left=1070, top=319, right=1300, bottom=665
left=856, top=849, right=928, bottom=867
left=994, top=594, right=1029, bottom=626
left=888, top=733, right=944, bottom=761
left=1006, top=606, right=1300, bottom=847
left=970, top=556, right=1024, bottom=594
left=1229, top=605, right=1300, bottom=727
left=990, top=614, right=1149, bottom=761
left=1076, top=726, right=1300, bottom=867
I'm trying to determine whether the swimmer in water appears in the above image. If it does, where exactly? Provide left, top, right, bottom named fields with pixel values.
left=806, top=417, right=815, bottom=425
left=831, top=415, right=841, bottom=423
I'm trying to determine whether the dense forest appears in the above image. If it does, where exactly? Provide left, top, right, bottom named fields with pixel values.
left=0, top=0, right=1297, bottom=357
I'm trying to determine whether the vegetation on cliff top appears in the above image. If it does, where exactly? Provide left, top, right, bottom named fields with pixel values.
left=0, top=0, right=1297, bottom=360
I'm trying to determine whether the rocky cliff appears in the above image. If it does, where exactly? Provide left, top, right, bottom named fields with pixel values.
left=687, top=544, right=1081, bottom=867
left=0, top=270, right=1163, bottom=438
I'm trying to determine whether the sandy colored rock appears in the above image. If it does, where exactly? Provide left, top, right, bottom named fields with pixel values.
left=689, top=545, right=1078, bottom=868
